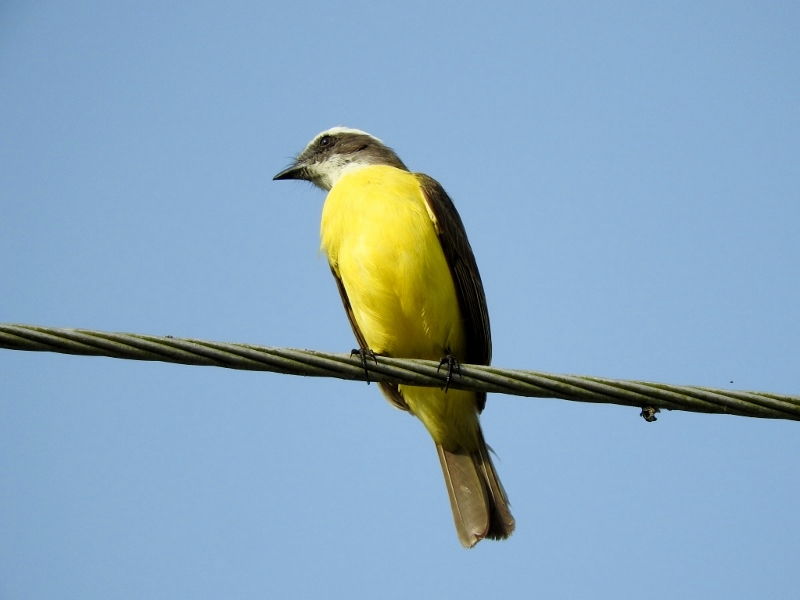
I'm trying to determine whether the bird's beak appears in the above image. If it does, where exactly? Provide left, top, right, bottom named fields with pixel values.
left=273, top=161, right=309, bottom=181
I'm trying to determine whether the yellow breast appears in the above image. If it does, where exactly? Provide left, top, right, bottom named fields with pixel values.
left=320, top=165, right=466, bottom=361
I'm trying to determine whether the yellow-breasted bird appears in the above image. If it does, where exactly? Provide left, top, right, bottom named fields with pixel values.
left=274, top=127, right=514, bottom=547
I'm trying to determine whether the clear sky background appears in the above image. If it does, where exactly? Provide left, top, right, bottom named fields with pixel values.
left=1, top=2, right=798, bottom=598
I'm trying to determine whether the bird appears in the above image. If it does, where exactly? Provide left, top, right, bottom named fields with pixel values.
left=273, top=127, right=514, bottom=547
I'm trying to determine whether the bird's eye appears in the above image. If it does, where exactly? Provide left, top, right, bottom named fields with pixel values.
left=319, top=135, right=333, bottom=148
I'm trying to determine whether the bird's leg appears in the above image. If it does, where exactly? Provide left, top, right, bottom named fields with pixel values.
left=350, top=347, right=379, bottom=384
left=437, top=354, right=461, bottom=392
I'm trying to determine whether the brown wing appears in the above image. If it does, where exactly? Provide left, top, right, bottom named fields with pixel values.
left=329, top=265, right=410, bottom=411
left=416, top=174, right=492, bottom=412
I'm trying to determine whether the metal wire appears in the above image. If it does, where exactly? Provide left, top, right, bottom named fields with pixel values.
left=1, top=323, right=798, bottom=421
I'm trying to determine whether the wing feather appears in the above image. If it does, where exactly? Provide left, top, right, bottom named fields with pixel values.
left=416, top=174, right=491, bottom=412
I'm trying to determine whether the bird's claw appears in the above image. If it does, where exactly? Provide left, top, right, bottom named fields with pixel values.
left=351, top=348, right=378, bottom=384
left=437, top=354, right=461, bottom=392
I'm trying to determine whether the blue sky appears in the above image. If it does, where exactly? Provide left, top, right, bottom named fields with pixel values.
left=1, top=1, right=799, bottom=598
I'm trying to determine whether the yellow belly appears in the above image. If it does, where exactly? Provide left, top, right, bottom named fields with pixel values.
left=320, top=165, right=480, bottom=449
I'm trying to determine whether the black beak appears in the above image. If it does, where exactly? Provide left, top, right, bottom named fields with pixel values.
left=273, top=163, right=308, bottom=181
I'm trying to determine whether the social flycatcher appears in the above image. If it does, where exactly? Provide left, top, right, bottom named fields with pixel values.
left=274, top=127, right=514, bottom=547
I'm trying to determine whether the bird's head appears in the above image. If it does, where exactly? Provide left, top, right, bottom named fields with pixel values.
left=273, top=127, right=408, bottom=191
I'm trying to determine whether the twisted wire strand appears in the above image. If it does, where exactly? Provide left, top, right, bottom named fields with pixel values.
left=1, top=323, right=798, bottom=421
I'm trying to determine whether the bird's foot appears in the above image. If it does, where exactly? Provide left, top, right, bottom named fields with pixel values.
left=437, top=354, right=461, bottom=392
left=351, top=347, right=378, bottom=384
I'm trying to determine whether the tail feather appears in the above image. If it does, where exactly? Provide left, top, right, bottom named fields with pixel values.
left=436, top=432, right=515, bottom=548
left=476, top=435, right=516, bottom=541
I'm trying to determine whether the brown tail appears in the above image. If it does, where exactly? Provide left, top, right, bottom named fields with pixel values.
left=436, top=431, right=515, bottom=548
